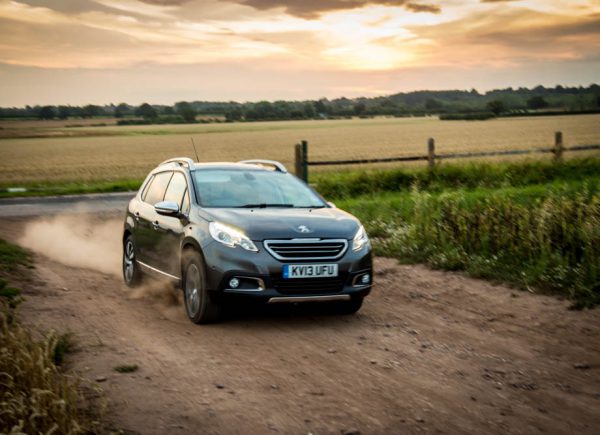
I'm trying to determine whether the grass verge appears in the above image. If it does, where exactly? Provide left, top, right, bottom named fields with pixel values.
left=313, top=158, right=600, bottom=199
left=0, top=238, right=90, bottom=434
left=0, top=238, right=33, bottom=271
left=0, top=179, right=141, bottom=198
left=338, top=179, right=600, bottom=308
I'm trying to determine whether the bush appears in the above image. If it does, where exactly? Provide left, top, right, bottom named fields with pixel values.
left=439, top=112, right=496, bottom=121
left=342, top=183, right=600, bottom=307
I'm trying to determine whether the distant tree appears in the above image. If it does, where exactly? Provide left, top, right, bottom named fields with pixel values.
left=252, top=101, right=274, bottom=120
left=527, top=96, right=549, bottom=110
left=314, top=99, right=330, bottom=115
left=272, top=100, right=291, bottom=119
left=486, top=100, right=506, bottom=115
left=38, top=106, right=56, bottom=120
left=57, top=106, right=70, bottom=120
left=425, top=98, right=443, bottom=111
left=114, top=103, right=131, bottom=118
left=135, top=103, right=158, bottom=120
left=81, top=104, right=104, bottom=118
left=162, top=106, right=175, bottom=115
left=67, top=106, right=82, bottom=118
left=174, top=101, right=196, bottom=122
left=225, top=107, right=243, bottom=122
left=353, top=102, right=366, bottom=116
left=303, top=102, right=316, bottom=118
left=379, top=98, right=396, bottom=108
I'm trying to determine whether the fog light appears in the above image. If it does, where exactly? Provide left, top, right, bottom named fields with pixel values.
left=229, top=277, right=240, bottom=289
left=361, top=274, right=370, bottom=285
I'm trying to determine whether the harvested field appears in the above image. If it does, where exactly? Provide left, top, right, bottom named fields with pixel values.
left=1, top=115, right=599, bottom=184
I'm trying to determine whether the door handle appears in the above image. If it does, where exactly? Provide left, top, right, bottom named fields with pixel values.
left=152, top=220, right=161, bottom=230
left=134, top=211, right=140, bottom=222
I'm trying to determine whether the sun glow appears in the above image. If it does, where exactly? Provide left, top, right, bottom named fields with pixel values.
left=0, top=0, right=599, bottom=103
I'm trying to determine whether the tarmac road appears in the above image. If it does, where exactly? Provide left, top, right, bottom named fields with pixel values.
left=0, top=191, right=134, bottom=217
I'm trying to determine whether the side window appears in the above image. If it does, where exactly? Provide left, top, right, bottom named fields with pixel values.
left=164, top=172, right=188, bottom=208
left=144, top=171, right=173, bottom=205
left=180, top=188, right=190, bottom=215
left=140, top=175, right=154, bottom=201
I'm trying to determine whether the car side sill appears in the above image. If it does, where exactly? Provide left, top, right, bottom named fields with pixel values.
left=136, top=260, right=181, bottom=281
left=267, top=294, right=351, bottom=304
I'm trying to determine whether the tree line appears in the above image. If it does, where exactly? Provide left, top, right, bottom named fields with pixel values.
left=1, top=84, right=599, bottom=123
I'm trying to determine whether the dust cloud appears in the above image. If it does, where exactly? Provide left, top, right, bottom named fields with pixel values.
left=129, top=278, right=181, bottom=306
left=18, top=212, right=181, bottom=307
left=19, top=214, right=122, bottom=276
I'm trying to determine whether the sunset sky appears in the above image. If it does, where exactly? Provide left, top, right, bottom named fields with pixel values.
left=0, top=0, right=599, bottom=105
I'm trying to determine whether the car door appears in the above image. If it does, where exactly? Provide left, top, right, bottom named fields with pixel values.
left=136, top=171, right=173, bottom=269
left=157, top=171, right=190, bottom=277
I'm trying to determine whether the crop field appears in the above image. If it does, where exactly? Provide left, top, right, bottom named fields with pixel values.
left=0, top=114, right=599, bottom=185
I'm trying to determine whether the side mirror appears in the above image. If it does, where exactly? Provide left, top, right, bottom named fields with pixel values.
left=154, top=201, right=181, bottom=217
left=327, top=201, right=336, bottom=208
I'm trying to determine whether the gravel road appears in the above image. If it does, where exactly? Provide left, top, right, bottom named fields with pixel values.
left=0, top=201, right=598, bottom=434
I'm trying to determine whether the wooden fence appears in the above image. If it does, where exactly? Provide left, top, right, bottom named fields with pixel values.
left=293, top=132, right=600, bottom=181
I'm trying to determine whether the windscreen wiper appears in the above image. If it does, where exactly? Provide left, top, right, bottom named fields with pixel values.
left=239, top=203, right=294, bottom=208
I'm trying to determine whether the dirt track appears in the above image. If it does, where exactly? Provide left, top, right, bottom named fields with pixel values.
left=1, top=215, right=599, bottom=434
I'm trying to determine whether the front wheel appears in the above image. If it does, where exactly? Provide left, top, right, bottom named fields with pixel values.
left=123, top=235, right=142, bottom=287
left=182, top=250, right=222, bottom=324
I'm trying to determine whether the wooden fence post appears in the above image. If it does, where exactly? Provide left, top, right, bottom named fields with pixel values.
left=427, top=138, right=435, bottom=169
left=294, top=143, right=303, bottom=177
left=554, top=131, right=564, bottom=162
left=301, top=140, right=308, bottom=182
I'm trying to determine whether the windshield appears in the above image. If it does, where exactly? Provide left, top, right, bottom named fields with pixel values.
left=193, top=169, right=327, bottom=208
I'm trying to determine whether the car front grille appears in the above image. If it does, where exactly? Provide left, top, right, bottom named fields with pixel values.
left=264, top=239, right=348, bottom=261
left=271, top=275, right=346, bottom=295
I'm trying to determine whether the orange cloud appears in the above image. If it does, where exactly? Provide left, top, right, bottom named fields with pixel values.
left=0, top=0, right=599, bottom=105
left=230, top=0, right=441, bottom=18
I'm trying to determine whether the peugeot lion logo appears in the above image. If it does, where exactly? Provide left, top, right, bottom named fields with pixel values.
left=297, top=225, right=311, bottom=233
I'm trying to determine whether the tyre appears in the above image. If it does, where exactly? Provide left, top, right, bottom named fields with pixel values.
left=123, top=234, right=142, bottom=287
left=334, top=297, right=363, bottom=315
left=182, top=250, right=222, bottom=324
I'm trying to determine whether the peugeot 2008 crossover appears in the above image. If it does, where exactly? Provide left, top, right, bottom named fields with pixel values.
left=122, top=158, right=372, bottom=323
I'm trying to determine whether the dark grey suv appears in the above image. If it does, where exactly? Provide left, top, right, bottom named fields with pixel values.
left=122, top=158, right=372, bottom=323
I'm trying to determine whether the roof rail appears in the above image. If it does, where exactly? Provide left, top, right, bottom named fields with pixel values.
left=159, top=157, right=196, bottom=171
left=238, top=159, right=287, bottom=173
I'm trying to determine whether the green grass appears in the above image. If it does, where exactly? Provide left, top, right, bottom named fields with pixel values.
left=113, top=364, right=139, bottom=373
left=338, top=178, right=600, bottom=308
left=0, top=179, right=141, bottom=198
left=0, top=238, right=32, bottom=271
left=53, top=333, right=75, bottom=366
left=313, top=158, right=600, bottom=199
left=0, top=239, right=90, bottom=434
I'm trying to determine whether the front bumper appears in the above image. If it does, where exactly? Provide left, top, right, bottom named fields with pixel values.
left=202, top=240, right=373, bottom=304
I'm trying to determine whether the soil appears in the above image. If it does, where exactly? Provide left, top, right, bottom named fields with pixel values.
left=1, top=216, right=599, bottom=434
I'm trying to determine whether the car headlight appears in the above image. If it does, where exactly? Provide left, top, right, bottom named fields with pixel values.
left=209, top=222, right=258, bottom=252
left=352, top=224, right=369, bottom=252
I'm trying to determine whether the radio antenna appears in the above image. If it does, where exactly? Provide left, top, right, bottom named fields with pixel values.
left=190, top=137, right=200, bottom=162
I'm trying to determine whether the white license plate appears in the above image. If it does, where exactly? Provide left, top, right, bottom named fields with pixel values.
left=283, top=264, right=338, bottom=279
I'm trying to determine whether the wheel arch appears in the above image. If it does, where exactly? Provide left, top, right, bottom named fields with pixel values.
left=123, top=228, right=132, bottom=244
left=180, top=237, right=205, bottom=280
left=181, top=236, right=201, bottom=254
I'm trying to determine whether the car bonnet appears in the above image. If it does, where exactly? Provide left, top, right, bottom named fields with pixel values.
left=200, top=206, right=360, bottom=240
